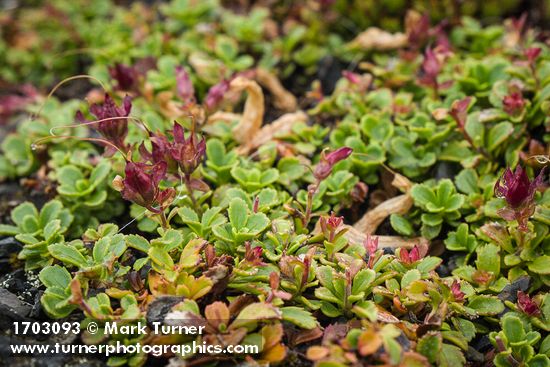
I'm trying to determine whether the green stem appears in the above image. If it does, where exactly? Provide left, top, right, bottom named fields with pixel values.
left=184, top=175, right=201, bottom=214
left=159, top=210, right=169, bottom=229
left=303, top=182, right=319, bottom=228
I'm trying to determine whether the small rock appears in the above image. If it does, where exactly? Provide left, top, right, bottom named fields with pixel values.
left=466, top=346, right=485, bottom=363
left=0, top=288, right=32, bottom=325
left=0, top=237, right=22, bottom=275
left=498, top=276, right=530, bottom=303
left=146, top=296, right=183, bottom=325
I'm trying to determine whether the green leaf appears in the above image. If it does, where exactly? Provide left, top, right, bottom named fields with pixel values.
left=281, top=307, right=317, bottom=329
left=421, top=213, right=444, bottom=226
left=352, top=269, right=375, bottom=294
left=179, top=238, right=205, bottom=268
left=316, top=266, right=335, bottom=292
left=445, top=195, right=465, bottom=212
left=411, top=184, right=437, bottom=207
left=228, top=198, right=248, bottom=231
left=90, top=161, right=111, bottom=184
left=39, top=265, right=72, bottom=289
left=467, top=295, right=504, bottom=315
left=417, top=257, right=443, bottom=273
left=43, top=220, right=61, bottom=242
left=38, top=200, right=62, bottom=228
left=502, top=315, right=525, bottom=343
left=487, top=122, right=513, bottom=152
left=178, top=206, right=199, bottom=223
left=417, top=334, right=441, bottom=363
left=11, top=202, right=38, bottom=227
left=390, top=214, right=414, bottom=236
left=56, top=165, right=84, bottom=188
left=401, top=269, right=421, bottom=288
left=528, top=256, right=550, bottom=274
left=476, top=244, right=500, bottom=275
left=232, top=302, right=281, bottom=329
left=126, top=235, right=150, bottom=253
left=455, top=169, right=479, bottom=195
left=148, top=247, right=174, bottom=271
left=320, top=301, right=342, bottom=317
left=246, top=213, right=270, bottom=233
left=0, top=224, right=18, bottom=235
left=352, top=300, right=377, bottom=321
left=465, top=114, right=485, bottom=148
left=48, top=243, right=88, bottom=268
left=440, top=343, right=466, bottom=367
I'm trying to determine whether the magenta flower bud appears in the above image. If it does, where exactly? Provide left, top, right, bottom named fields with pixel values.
left=418, top=47, right=441, bottom=89
left=450, top=280, right=465, bottom=302
left=313, top=147, right=353, bottom=181
left=244, top=242, right=265, bottom=266
left=517, top=291, right=541, bottom=316
left=524, top=47, right=542, bottom=65
left=326, top=212, right=343, bottom=230
left=364, top=235, right=379, bottom=257
left=76, top=93, right=132, bottom=155
left=175, top=66, right=195, bottom=105
left=319, top=212, right=344, bottom=242
left=204, top=79, right=231, bottom=110
left=494, top=166, right=545, bottom=209
left=398, top=245, right=421, bottom=265
left=503, top=92, right=525, bottom=116
left=109, top=63, right=138, bottom=92
left=494, top=166, right=545, bottom=231
left=117, top=161, right=174, bottom=212
left=169, top=122, right=206, bottom=177
left=342, top=71, right=361, bottom=84
left=140, top=137, right=177, bottom=175
left=449, top=97, right=472, bottom=130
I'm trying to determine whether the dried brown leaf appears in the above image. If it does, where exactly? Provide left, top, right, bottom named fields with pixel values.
left=349, top=27, right=408, bottom=50
left=344, top=225, right=428, bottom=250
left=353, top=194, right=413, bottom=234
left=229, top=76, right=264, bottom=144
left=236, top=111, right=307, bottom=155
left=255, top=68, right=297, bottom=111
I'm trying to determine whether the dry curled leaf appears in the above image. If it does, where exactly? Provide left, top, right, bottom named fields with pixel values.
left=344, top=226, right=428, bottom=250
left=228, top=76, right=264, bottom=144
left=353, top=194, right=413, bottom=234
left=353, top=171, right=413, bottom=234
left=348, top=27, right=408, bottom=50
left=236, top=111, right=307, bottom=155
left=255, top=68, right=297, bottom=112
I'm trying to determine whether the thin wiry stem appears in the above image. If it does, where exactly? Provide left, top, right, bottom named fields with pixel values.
left=30, top=75, right=107, bottom=121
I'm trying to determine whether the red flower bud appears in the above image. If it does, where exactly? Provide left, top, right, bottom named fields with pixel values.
left=418, top=47, right=441, bottom=89
left=116, top=161, right=174, bottom=212
left=170, top=122, right=206, bottom=177
left=319, top=212, right=344, bottom=242
left=244, top=241, right=265, bottom=266
left=494, top=165, right=545, bottom=231
left=450, top=280, right=465, bottom=302
left=503, top=92, right=525, bottom=116
left=342, top=71, right=361, bottom=84
left=364, top=234, right=379, bottom=257
left=76, top=93, right=132, bottom=156
left=176, top=66, right=195, bottom=105
left=204, top=79, right=230, bottom=110
left=313, top=147, right=353, bottom=181
left=524, top=47, right=541, bottom=65
left=109, top=63, right=138, bottom=92
left=517, top=291, right=540, bottom=316
left=398, top=245, right=421, bottom=264
left=449, top=97, right=472, bottom=130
